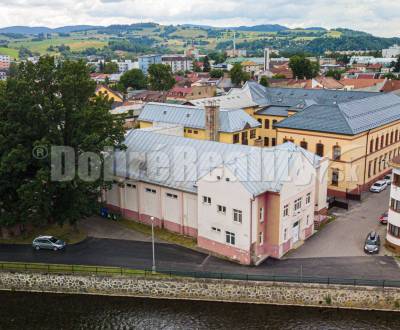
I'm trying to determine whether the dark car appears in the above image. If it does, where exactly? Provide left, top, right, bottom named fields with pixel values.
left=364, top=232, right=380, bottom=254
left=379, top=211, right=388, bottom=225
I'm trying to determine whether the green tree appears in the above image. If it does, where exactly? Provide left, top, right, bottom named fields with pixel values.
left=203, top=56, right=211, bottom=72
left=394, top=56, right=400, bottom=73
left=119, top=69, right=147, bottom=90
left=210, top=69, right=224, bottom=79
left=192, top=60, right=202, bottom=72
left=326, top=69, right=343, bottom=80
left=259, top=76, right=269, bottom=87
left=230, top=63, right=250, bottom=86
left=289, top=55, right=319, bottom=79
left=0, top=57, right=125, bottom=231
left=103, top=62, right=119, bottom=74
left=148, top=64, right=175, bottom=91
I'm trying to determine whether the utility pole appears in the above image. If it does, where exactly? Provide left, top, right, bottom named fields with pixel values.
left=151, top=216, right=156, bottom=274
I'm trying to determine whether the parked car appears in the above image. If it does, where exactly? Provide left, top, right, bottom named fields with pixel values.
left=32, top=236, right=66, bottom=251
left=379, top=211, right=388, bottom=225
left=369, top=180, right=387, bottom=193
left=364, top=232, right=380, bottom=254
left=384, top=174, right=392, bottom=185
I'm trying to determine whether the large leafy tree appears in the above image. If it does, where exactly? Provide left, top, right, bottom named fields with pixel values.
left=120, top=68, right=148, bottom=90
left=289, top=55, right=319, bottom=79
left=203, top=56, right=211, bottom=72
left=0, top=57, right=125, bottom=230
left=230, top=63, right=250, bottom=86
left=148, top=64, right=175, bottom=91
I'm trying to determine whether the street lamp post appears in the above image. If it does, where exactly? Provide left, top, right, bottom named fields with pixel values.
left=150, top=216, right=156, bottom=273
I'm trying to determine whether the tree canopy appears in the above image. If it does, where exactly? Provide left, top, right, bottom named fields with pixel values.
left=148, top=64, right=175, bottom=91
left=210, top=69, right=224, bottom=79
left=259, top=76, right=269, bottom=87
left=289, top=55, right=319, bottom=79
left=230, top=63, right=250, bottom=86
left=0, top=57, right=125, bottom=230
left=119, top=68, right=147, bottom=90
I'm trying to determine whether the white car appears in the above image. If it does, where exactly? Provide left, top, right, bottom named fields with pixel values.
left=370, top=180, right=388, bottom=193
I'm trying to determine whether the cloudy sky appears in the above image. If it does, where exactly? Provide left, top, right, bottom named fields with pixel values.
left=0, top=0, right=399, bottom=37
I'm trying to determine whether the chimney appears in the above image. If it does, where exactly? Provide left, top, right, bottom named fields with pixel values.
left=205, top=101, right=220, bottom=141
left=264, top=48, right=270, bottom=72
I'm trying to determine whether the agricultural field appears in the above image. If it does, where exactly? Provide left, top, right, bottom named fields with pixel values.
left=0, top=46, right=19, bottom=59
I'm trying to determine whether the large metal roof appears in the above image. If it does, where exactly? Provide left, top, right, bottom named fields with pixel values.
left=138, top=102, right=260, bottom=133
left=115, top=130, right=321, bottom=197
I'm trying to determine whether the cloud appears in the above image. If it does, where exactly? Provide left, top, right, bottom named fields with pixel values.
left=0, top=0, right=399, bottom=37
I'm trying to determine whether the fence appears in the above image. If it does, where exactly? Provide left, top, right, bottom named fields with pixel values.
left=1, top=262, right=400, bottom=289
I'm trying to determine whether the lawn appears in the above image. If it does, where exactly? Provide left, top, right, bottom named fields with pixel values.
left=0, top=223, right=87, bottom=245
left=119, top=218, right=197, bottom=249
left=8, top=37, right=107, bottom=55
left=0, top=46, right=19, bottom=59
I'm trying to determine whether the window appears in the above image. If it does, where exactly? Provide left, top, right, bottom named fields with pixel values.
left=188, top=129, right=193, bottom=133
left=374, top=158, right=377, bottom=175
left=396, top=130, right=399, bottom=142
left=233, top=209, right=243, bottom=223
left=370, top=139, right=374, bottom=153
left=316, top=143, right=324, bottom=157
left=386, top=133, right=389, bottom=146
left=271, top=138, right=276, bottom=146
left=294, top=198, right=302, bottom=212
left=258, top=232, right=264, bottom=245
left=388, top=224, right=400, bottom=238
left=331, top=169, right=339, bottom=186
left=283, top=204, right=289, bottom=217
left=233, top=133, right=240, bottom=144
left=193, top=130, right=198, bottom=134
left=381, top=136, right=384, bottom=149
left=391, top=132, right=394, bottom=144
left=368, top=161, right=372, bottom=178
left=226, top=231, right=236, bottom=245
left=272, top=120, right=277, bottom=127
left=250, top=129, right=256, bottom=139
left=284, top=228, right=288, bottom=241
left=332, top=145, right=341, bottom=160
left=145, top=188, right=156, bottom=194
left=126, top=183, right=136, bottom=189
left=225, top=178, right=230, bottom=182
left=217, top=205, right=226, bottom=214
left=257, top=118, right=262, bottom=124
left=264, top=119, right=270, bottom=129
left=306, top=193, right=311, bottom=205
left=212, top=227, right=221, bottom=233
left=166, top=193, right=178, bottom=199
left=259, top=208, right=264, bottom=222
left=202, top=196, right=211, bottom=205
left=300, top=141, right=308, bottom=150
left=264, top=137, right=269, bottom=146
left=306, top=215, right=310, bottom=225
left=375, top=138, right=379, bottom=151
left=390, top=198, right=400, bottom=212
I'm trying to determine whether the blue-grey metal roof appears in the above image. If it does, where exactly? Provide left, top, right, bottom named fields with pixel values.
left=275, top=93, right=400, bottom=135
left=256, top=106, right=290, bottom=117
left=139, top=102, right=260, bottom=133
left=115, top=130, right=321, bottom=196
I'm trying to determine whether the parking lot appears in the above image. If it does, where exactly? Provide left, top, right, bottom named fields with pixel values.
left=287, top=188, right=392, bottom=258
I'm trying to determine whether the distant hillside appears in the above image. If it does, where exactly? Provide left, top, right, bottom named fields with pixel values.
left=232, top=24, right=288, bottom=32
left=0, top=25, right=100, bottom=34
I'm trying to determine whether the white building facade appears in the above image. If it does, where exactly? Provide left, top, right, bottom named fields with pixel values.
left=162, top=55, right=193, bottom=73
left=105, top=129, right=328, bottom=265
left=383, top=45, right=400, bottom=58
left=386, top=157, right=400, bottom=253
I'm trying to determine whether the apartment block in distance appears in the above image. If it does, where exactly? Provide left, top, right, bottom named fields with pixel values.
left=0, top=55, right=11, bottom=70
left=138, top=54, right=162, bottom=75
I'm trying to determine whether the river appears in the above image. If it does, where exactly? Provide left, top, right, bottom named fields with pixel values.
left=0, top=292, right=399, bottom=329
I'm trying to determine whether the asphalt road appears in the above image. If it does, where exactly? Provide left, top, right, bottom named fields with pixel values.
left=0, top=237, right=399, bottom=280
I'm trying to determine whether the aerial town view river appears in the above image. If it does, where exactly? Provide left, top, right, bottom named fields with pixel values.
left=1, top=292, right=399, bottom=329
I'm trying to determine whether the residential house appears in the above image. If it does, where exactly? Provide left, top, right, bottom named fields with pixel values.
left=162, top=55, right=193, bottom=73
left=0, top=55, right=10, bottom=70
left=166, top=85, right=216, bottom=102
left=105, top=129, right=328, bottom=265
left=95, top=85, right=124, bottom=104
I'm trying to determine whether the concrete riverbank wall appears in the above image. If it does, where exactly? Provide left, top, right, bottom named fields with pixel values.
left=0, top=271, right=400, bottom=311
